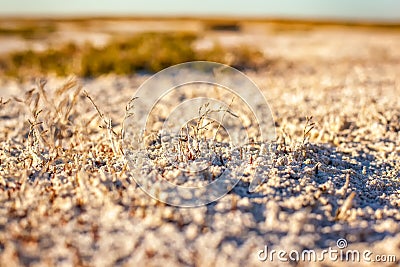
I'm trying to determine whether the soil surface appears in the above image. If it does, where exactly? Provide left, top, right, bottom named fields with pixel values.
left=0, top=21, right=399, bottom=266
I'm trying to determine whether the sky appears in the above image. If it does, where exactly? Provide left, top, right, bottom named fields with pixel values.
left=0, top=0, right=399, bottom=22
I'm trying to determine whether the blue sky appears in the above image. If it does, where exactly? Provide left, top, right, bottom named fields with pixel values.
left=0, top=0, right=399, bottom=22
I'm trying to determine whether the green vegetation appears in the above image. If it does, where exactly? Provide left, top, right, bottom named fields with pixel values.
left=0, top=24, right=56, bottom=39
left=80, top=32, right=197, bottom=76
left=7, top=43, right=79, bottom=76
left=0, top=32, right=268, bottom=78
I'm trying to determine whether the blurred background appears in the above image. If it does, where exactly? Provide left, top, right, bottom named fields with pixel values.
left=1, top=0, right=400, bottom=21
left=0, top=0, right=399, bottom=78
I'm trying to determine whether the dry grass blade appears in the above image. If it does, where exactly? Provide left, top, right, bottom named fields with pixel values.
left=121, top=96, right=138, bottom=140
left=36, top=78, right=56, bottom=111
left=302, top=116, right=315, bottom=145
left=53, top=79, right=81, bottom=121
left=55, top=77, right=78, bottom=96
left=83, top=90, right=120, bottom=156
left=335, top=192, right=356, bottom=221
left=84, top=91, right=104, bottom=123
left=0, top=97, right=10, bottom=108
left=27, top=108, right=45, bottom=165
left=212, top=97, right=237, bottom=143
left=63, top=85, right=83, bottom=121
left=337, top=173, right=351, bottom=196
left=173, top=99, right=239, bottom=162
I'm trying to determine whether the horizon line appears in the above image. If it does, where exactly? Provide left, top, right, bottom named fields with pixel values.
left=1, top=14, right=400, bottom=25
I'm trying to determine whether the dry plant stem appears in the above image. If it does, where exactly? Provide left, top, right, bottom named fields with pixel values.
left=28, top=78, right=83, bottom=151
left=83, top=90, right=119, bottom=156
left=337, top=174, right=351, bottom=196
left=281, top=126, right=291, bottom=146
left=27, top=110, right=45, bottom=165
left=83, top=91, right=137, bottom=156
left=176, top=101, right=238, bottom=161
left=302, top=116, right=315, bottom=145
left=0, top=97, right=10, bottom=107
left=212, top=97, right=236, bottom=144
left=61, top=83, right=83, bottom=122
left=23, top=87, right=48, bottom=164
left=83, top=90, right=117, bottom=135
left=121, top=96, right=138, bottom=140
left=37, top=79, right=56, bottom=112
left=335, top=192, right=356, bottom=221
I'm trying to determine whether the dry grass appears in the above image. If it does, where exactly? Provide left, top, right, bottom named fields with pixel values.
left=174, top=100, right=237, bottom=162
left=0, top=22, right=399, bottom=266
left=0, top=71, right=399, bottom=265
left=0, top=78, right=124, bottom=185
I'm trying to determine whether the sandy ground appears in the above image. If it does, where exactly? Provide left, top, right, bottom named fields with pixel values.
left=0, top=22, right=400, bottom=266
